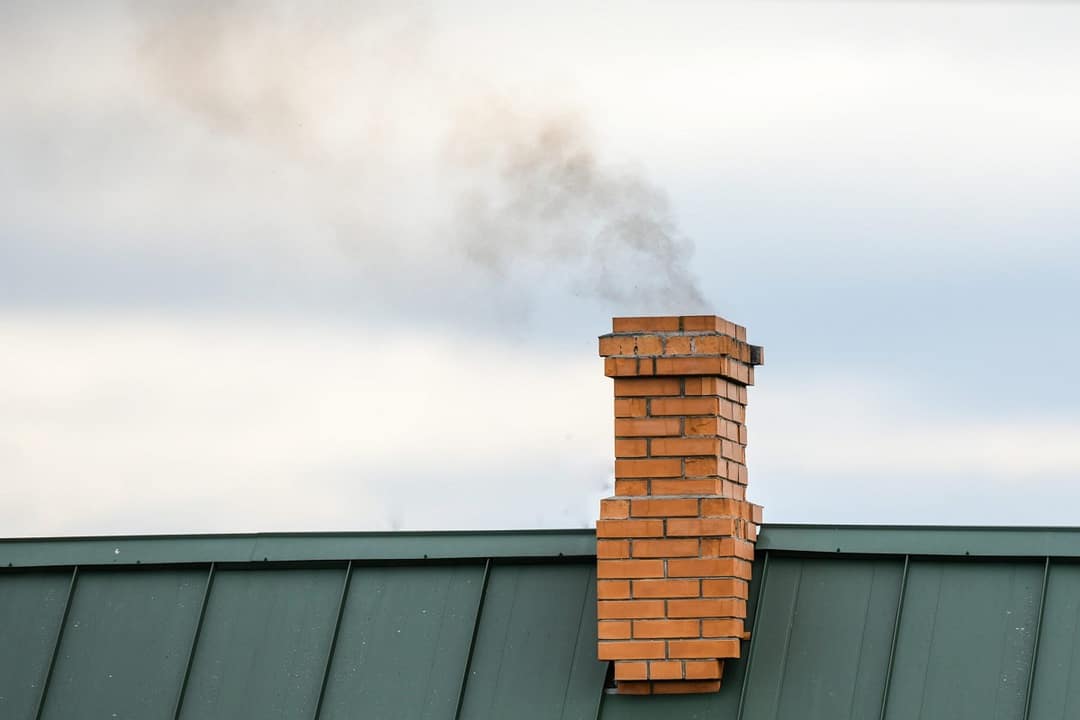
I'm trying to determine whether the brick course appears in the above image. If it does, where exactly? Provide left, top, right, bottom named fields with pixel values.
left=597, top=314, right=764, bottom=695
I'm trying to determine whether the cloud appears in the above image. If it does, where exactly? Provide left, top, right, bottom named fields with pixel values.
left=0, top=310, right=610, bottom=536
left=751, top=376, right=1080, bottom=524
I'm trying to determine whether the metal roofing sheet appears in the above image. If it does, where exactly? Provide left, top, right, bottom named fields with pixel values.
left=320, top=562, right=485, bottom=719
left=41, top=568, right=207, bottom=720
left=0, top=570, right=71, bottom=718
left=458, top=562, right=606, bottom=720
left=5, top=526, right=1080, bottom=720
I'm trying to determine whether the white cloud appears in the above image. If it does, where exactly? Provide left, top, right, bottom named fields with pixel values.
left=751, top=376, right=1080, bottom=524
left=0, top=311, right=611, bottom=536
left=3, top=311, right=1079, bottom=536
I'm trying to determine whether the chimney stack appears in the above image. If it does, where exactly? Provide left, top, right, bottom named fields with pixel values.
left=596, top=315, right=764, bottom=695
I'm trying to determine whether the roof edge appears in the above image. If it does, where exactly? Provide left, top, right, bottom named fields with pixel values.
left=5, top=524, right=1080, bottom=569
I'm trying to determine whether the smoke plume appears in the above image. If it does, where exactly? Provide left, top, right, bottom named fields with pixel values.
left=133, top=1, right=708, bottom=311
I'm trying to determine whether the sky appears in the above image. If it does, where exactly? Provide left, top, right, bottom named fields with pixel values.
left=2, top=0, right=1079, bottom=537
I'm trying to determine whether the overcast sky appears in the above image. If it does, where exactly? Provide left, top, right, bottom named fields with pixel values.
left=3, top=0, right=1079, bottom=537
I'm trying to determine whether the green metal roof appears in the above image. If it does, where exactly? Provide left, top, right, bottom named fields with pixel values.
left=3, top=525, right=1080, bottom=719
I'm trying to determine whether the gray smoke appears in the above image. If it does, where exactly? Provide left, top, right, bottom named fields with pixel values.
left=449, top=108, right=706, bottom=308
left=132, top=1, right=708, bottom=310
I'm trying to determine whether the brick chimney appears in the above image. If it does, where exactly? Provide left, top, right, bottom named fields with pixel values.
left=596, top=315, right=764, bottom=695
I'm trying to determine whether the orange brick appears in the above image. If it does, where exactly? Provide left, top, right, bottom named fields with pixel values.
left=732, top=539, right=756, bottom=561
left=669, top=639, right=740, bottom=659
left=600, top=498, right=629, bottom=519
left=613, top=317, right=681, bottom=332
left=702, top=579, right=748, bottom=598
left=702, top=619, right=744, bottom=637
left=614, top=377, right=682, bottom=397
left=652, top=679, right=722, bottom=694
left=700, top=498, right=748, bottom=518
left=668, top=598, right=746, bottom=619
left=598, top=580, right=631, bottom=599
left=722, top=420, right=740, bottom=441
left=725, top=480, right=746, bottom=499
left=615, top=438, right=648, bottom=457
left=605, top=357, right=643, bottom=377
left=650, top=397, right=719, bottom=416
left=721, top=440, right=745, bottom=463
left=630, top=497, right=698, bottom=517
left=747, top=524, right=758, bottom=542
left=684, top=457, right=722, bottom=478
left=648, top=660, right=684, bottom=680
left=632, top=538, right=699, bottom=558
left=667, top=518, right=736, bottom=537
left=615, top=458, right=682, bottom=478
left=599, top=620, right=632, bottom=639
left=685, top=660, right=723, bottom=680
left=632, top=579, right=700, bottom=598
left=700, top=538, right=754, bottom=561
left=679, top=315, right=720, bottom=331
left=613, top=661, right=648, bottom=680
left=597, top=559, right=665, bottom=579
left=692, top=334, right=730, bottom=355
left=655, top=357, right=729, bottom=376
left=663, top=336, right=692, bottom=355
left=614, top=398, right=647, bottom=417
left=599, top=335, right=663, bottom=356
left=597, top=540, right=630, bottom=558
left=596, top=519, right=664, bottom=538
left=597, top=600, right=666, bottom=620
left=614, top=479, right=648, bottom=496
left=598, top=640, right=667, bottom=660
left=667, top=558, right=744, bottom=578
left=615, top=418, right=681, bottom=437
left=651, top=479, right=722, bottom=495
left=650, top=437, right=720, bottom=457
left=633, top=619, right=700, bottom=639
left=685, top=416, right=721, bottom=436
left=699, top=538, right=734, bottom=557
left=616, top=680, right=652, bottom=694
left=751, top=504, right=763, bottom=524
left=683, top=377, right=715, bottom=395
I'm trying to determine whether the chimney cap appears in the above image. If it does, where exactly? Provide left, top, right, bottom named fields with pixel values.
left=610, top=315, right=746, bottom=338
left=600, top=315, right=764, bottom=381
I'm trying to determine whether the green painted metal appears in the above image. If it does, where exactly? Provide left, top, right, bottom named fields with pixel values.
left=5, top=526, right=1080, bottom=720
left=319, top=563, right=485, bottom=719
left=878, top=555, right=911, bottom=720
left=1027, top=561, right=1080, bottom=719
left=758, top=525, right=1080, bottom=558
left=172, top=562, right=215, bottom=720
left=33, top=567, right=77, bottom=720
left=312, top=560, right=352, bottom=719
left=884, top=560, right=1043, bottom=720
left=740, top=556, right=904, bottom=719
left=1022, top=558, right=1051, bottom=720
left=457, top=561, right=607, bottom=720
left=0, top=571, right=71, bottom=719
left=456, top=559, right=491, bottom=720
left=39, top=568, right=207, bottom=720
left=177, top=568, right=345, bottom=719
left=0, top=530, right=598, bottom=568
left=8, top=525, right=1080, bottom=570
